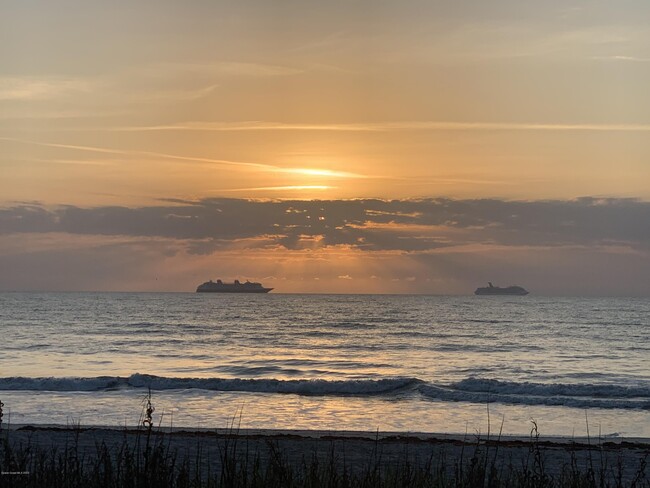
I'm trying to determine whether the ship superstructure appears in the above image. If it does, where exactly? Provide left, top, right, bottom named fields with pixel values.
left=196, top=279, right=273, bottom=293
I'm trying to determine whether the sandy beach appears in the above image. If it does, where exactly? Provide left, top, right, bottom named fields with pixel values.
left=2, top=425, right=649, bottom=486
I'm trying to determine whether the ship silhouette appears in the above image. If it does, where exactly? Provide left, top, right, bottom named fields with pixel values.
left=196, top=279, right=273, bottom=293
left=474, top=282, right=528, bottom=296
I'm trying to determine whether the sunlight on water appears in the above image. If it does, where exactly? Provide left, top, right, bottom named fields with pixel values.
left=1, top=293, right=649, bottom=436
left=3, top=390, right=650, bottom=438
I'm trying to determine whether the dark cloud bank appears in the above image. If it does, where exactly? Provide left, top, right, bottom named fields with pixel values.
left=1, top=197, right=649, bottom=251
left=1, top=197, right=649, bottom=294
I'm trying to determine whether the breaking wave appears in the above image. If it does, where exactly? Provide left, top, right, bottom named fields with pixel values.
left=419, top=378, right=650, bottom=410
left=450, top=378, right=650, bottom=399
left=0, top=374, right=421, bottom=395
left=1, top=375, right=649, bottom=409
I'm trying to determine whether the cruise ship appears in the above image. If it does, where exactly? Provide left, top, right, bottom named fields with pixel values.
left=196, top=279, right=273, bottom=293
left=474, top=282, right=529, bottom=296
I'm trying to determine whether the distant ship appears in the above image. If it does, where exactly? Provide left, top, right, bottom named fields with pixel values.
left=196, top=279, right=273, bottom=293
left=474, top=282, right=529, bottom=296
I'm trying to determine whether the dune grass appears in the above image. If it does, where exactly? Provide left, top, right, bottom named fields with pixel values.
left=3, top=424, right=649, bottom=487
left=0, top=396, right=648, bottom=487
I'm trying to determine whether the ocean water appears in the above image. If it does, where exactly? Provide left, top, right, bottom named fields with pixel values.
left=1, top=293, right=649, bottom=437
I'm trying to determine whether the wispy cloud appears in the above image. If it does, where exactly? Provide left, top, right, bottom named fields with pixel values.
left=0, top=137, right=377, bottom=179
left=0, top=108, right=132, bottom=120
left=218, top=185, right=334, bottom=192
left=10, top=157, right=114, bottom=167
left=275, top=168, right=366, bottom=179
left=124, top=83, right=219, bottom=103
left=591, top=55, right=650, bottom=63
left=0, top=77, right=94, bottom=101
left=393, top=176, right=519, bottom=186
left=137, top=61, right=303, bottom=79
left=0, top=137, right=131, bottom=156
left=392, top=21, right=639, bottom=63
left=287, top=31, right=347, bottom=53
left=0, top=61, right=297, bottom=103
left=105, top=120, right=650, bottom=133
left=0, top=137, right=278, bottom=172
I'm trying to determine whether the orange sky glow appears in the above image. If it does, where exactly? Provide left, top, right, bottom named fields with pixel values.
left=1, top=1, right=650, bottom=294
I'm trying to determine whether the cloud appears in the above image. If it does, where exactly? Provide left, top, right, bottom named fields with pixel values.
left=1, top=197, right=650, bottom=295
left=0, top=77, right=94, bottom=101
left=274, top=168, right=366, bottom=179
left=0, top=60, right=293, bottom=121
left=0, top=138, right=375, bottom=180
left=124, top=83, right=219, bottom=103
left=0, top=61, right=296, bottom=103
left=104, top=120, right=650, bottom=133
left=1, top=197, right=649, bottom=253
left=141, top=61, right=303, bottom=78
left=219, top=186, right=335, bottom=192
left=0, top=75, right=215, bottom=106
left=591, top=55, right=650, bottom=63
left=0, top=137, right=277, bottom=172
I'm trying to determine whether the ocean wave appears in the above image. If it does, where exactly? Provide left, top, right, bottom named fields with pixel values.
left=451, top=378, right=650, bottom=399
left=415, top=377, right=650, bottom=410
left=1, top=375, right=649, bottom=409
left=0, top=374, right=422, bottom=395
left=418, top=384, right=650, bottom=410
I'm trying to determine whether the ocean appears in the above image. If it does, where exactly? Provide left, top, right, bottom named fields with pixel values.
left=1, top=293, right=649, bottom=438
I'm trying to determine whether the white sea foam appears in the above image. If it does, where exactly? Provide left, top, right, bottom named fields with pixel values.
left=419, top=380, right=650, bottom=410
left=0, top=374, right=422, bottom=395
left=1, top=374, right=650, bottom=409
left=451, top=378, right=650, bottom=399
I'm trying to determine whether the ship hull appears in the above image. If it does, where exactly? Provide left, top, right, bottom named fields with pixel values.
left=474, top=289, right=528, bottom=296
left=196, top=288, right=273, bottom=293
left=196, top=280, right=273, bottom=293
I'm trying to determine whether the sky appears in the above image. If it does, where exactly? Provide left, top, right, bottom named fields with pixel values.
left=1, top=0, right=649, bottom=294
